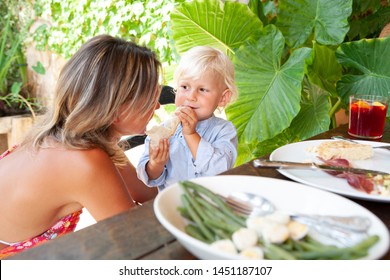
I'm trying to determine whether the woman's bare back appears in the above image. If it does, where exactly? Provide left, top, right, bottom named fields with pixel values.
left=0, top=145, right=134, bottom=244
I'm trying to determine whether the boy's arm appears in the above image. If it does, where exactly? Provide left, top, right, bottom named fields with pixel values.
left=193, top=122, right=238, bottom=175
left=183, top=132, right=201, bottom=159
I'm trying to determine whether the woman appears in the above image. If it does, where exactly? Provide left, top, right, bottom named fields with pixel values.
left=0, top=35, right=160, bottom=258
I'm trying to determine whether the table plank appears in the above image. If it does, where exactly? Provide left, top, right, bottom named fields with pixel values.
left=9, top=201, right=175, bottom=260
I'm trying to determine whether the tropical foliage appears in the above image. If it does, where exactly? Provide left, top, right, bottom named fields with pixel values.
left=32, top=0, right=185, bottom=68
left=170, top=0, right=390, bottom=165
left=0, top=1, right=41, bottom=118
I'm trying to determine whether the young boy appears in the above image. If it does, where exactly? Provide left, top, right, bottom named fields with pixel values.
left=137, top=46, right=238, bottom=191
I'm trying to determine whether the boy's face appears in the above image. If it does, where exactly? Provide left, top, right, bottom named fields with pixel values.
left=175, top=70, right=231, bottom=121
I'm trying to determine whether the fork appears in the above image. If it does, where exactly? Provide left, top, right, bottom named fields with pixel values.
left=332, top=136, right=390, bottom=150
left=223, top=193, right=371, bottom=233
left=223, top=194, right=370, bottom=247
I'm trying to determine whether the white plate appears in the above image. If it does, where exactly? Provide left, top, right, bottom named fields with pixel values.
left=153, top=175, right=390, bottom=260
left=270, top=139, right=390, bottom=203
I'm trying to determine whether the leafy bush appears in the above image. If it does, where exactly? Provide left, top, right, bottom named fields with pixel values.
left=32, top=0, right=185, bottom=71
left=0, top=1, right=40, bottom=117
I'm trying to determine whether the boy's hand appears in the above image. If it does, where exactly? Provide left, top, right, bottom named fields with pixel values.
left=146, top=138, right=169, bottom=180
left=177, top=106, right=198, bottom=135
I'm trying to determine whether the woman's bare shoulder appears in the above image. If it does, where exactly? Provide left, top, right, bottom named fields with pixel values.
left=31, top=146, right=116, bottom=187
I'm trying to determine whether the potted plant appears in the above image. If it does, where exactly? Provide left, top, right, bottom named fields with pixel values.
left=0, top=2, right=44, bottom=151
left=0, top=3, right=43, bottom=118
left=169, top=0, right=390, bottom=165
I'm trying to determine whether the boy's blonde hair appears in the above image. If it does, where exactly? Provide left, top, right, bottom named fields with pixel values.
left=23, top=35, right=161, bottom=165
left=173, top=46, right=238, bottom=102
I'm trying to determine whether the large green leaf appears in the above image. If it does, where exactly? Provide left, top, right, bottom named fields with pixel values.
left=226, top=25, right=312, bottom=143
left=170, top=0, right=263, bottom=55
left=235, top=127, right=299, bottom=166
left=306, top=42, right=342, bottom=96
left=276, top=0, right=352, bottom=48
left=289, top=78, right=331, bottom=139
left=335, top=36, right=390, bottom=116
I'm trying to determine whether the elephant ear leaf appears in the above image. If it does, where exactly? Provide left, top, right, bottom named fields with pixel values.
left=336, top=36, right=390, bottom=116
left=289, top=78, right=331, bottom=140
left=306, top=42, right=342, bottom=96
left=277, top=0, right=352, bottom=48
left=226, top=25, right=312, bottom=143
left=170, top=0, right=263, bottom=55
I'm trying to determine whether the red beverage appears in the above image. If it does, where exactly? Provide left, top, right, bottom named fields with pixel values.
left=348, top=95, right=388, bottom=139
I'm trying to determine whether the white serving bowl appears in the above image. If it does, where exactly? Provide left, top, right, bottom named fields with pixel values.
left=153, top=175, right=390, bottom=260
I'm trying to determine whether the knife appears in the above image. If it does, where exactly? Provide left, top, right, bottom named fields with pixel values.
left=253, top=159, right=390, bottom=176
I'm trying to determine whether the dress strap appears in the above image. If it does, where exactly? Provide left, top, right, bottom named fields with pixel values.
left=0, top=145, right=18, bottom=159
left=0, top=239, right=11, bottom=246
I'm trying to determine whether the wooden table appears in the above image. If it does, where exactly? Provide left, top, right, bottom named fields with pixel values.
left=9, top=123, right=390, bottom=260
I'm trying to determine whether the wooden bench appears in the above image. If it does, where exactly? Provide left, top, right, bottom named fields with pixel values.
left=0, top=115, right=34, bottom=153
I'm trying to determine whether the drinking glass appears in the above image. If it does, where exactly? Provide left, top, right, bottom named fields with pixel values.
left=348, top=95, right=389, bottom=139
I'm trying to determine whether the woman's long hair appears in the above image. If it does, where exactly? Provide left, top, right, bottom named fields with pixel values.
left=23, top=35, right=161, bottom=165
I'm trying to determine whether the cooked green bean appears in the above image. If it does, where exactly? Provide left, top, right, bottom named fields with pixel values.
left=185, top=224, right=208, bottom=243
left=181, top=194, right=214, bottom=243
left=180, top=181, right=246, bottom=226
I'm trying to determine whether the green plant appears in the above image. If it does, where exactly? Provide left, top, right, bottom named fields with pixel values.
left=32, top=0, right=186, bottom=69
left=170, top=0, right=390, bottom=165
left=0, top=1, right=42, bottom=119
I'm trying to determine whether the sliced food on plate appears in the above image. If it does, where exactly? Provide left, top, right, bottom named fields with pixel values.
left=269, top=139, right=390, bottom=202
left=308, top=140, right=389, bottom=196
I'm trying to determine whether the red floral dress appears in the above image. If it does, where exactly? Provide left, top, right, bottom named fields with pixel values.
left=0, top=146, right=82, bottom=259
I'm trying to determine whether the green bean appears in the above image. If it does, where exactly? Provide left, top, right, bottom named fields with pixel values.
left=292, top=235, right=379, bottom=260
left=185, top=224, right=208, bottom=243
left=213, top=228, right=231, bottom=240
left=193, top=193, right=244, bottom=228
left=263, top=243, right=297, bottom=260
left=203, top=218, right=239, bottom=235
left=177, top=206, right=192, bottom=221
left=181, top=194, right=214, bottom=243
left=180, top=181, right=246, bottom=226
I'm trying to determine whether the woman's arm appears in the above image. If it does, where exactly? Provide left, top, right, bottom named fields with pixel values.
left=117, top=159, right=158, bottom=204
left=66, top=148, right=137, bottom=221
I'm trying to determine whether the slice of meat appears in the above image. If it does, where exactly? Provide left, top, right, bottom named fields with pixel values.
left=318, top=157, right=374, bottom=194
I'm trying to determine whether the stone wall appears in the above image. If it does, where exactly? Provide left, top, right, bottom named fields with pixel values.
left=26, top=19, right=67, bottom=108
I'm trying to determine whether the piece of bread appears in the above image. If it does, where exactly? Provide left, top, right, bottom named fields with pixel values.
left=146, top=114, right=180, bottom=148
left=315, top=140, right=373, bottom=161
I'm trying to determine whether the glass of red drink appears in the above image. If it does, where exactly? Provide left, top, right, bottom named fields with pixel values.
left=348, top=95, right=389, bottom=139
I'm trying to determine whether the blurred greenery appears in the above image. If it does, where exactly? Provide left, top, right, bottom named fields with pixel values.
left=0, top=0, right=41, bottom=117
left=31, top=0, right=186, bottom=79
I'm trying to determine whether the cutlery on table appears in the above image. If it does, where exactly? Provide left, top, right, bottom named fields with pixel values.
left=224, top=191, right=371, bottom=246
left=253, top=159, right=390, bottom=176
left=331, top=135, right=390, bottom=151
left=225, top=191, right=371, bottom=232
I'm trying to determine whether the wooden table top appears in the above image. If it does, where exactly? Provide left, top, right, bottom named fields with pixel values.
left=9, top=123, right=390, bottom=260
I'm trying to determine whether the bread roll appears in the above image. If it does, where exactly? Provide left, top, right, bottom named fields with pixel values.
left=316, top=140, right=373, bottom=160
left=146, top=114, right=180, bottom=148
